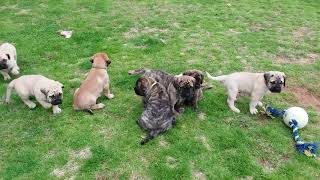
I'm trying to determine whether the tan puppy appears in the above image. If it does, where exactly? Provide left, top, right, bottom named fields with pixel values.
left=73, top=53, right=113, bottom=114
left=5, top=75, right=64, bottom=114
left=0, top=43, right=20, bottom=80
left=206, top=71, right=286, bottom=114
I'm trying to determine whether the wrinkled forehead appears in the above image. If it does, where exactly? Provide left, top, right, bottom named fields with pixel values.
left=269, top=71, right=285, bottom=80
left=0, top=54, right=7, bottom=60
left=48, top=86, right=63, bottom=94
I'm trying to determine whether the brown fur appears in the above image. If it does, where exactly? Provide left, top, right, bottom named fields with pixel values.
left=73, top=53, right=114, bottom=113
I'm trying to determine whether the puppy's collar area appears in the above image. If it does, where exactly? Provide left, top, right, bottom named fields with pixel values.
left=92, top=66, right=106, bottom=69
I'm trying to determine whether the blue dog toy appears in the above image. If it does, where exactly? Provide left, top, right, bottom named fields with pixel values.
left=265, top=106, right=318, bottom=157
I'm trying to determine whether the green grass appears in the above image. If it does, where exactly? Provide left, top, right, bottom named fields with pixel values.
left=1, top=0, right=320, bottom=179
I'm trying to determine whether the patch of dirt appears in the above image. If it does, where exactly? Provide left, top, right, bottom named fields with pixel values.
left=51, top=160, right=80, bottom=178
left=192, top=170, right=207, bottom=180
left=292, top=27, right=314, bottom=40
left=198, top=112, right=207, bottom=120
left=249, top=23, right=265, bottom=32
left=287, top=87, right=320, bottom=111
left=273, top=53, right=319, bottom=64
left=98, top=127, right=114, bottom=140
left=70, top=147, right=92, bottom=160
left=123, top=27, right=168, bottom=39
left=130, top=173, right=150, bottom=180
left=225, top=29, right=241, bottom=36
left=258, top=158, right=274, bottom=173
left=195, top=136, right=211, bottom=151
left=16, top=9, right=31, bottom=15
left=159, top=139, right=169, bottom=147
left=166, top=156, right=177, bottom=168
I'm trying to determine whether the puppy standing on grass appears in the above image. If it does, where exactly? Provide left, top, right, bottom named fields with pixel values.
left=134, top=76, right=176, bottom=145
left=181, top=70, right=205, bottom=111
left=5, top=75, right=64, bottom=114
left=0, top=43, right=20, bottom=80
left=73, top=53, right=114, bottom=114
left=206, top=71, right=286, bottom=114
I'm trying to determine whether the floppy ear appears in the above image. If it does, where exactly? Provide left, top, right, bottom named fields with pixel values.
left=40, top=88, right=48, bottom=96
left=106, top=59, right=111, bottom=66
left=173, top=78, right=181, bottom=89
left=56, top=81, right=64, bottom=88
left=6, top=54, right=10, bottom=60
left=264, top=73, right=271, bottom=86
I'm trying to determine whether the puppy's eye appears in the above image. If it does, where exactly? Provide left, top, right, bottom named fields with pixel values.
left=49, top=95, right=54, bottom=98
left=58, top=93, right=62, bottom=96
left=270, top=81, right=276, bottom=84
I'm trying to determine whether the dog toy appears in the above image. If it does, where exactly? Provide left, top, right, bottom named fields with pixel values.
left=263, top=106, right=318, bottom=157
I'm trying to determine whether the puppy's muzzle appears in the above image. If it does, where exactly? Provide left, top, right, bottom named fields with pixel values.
left=51, top=99, right=63, bottom=105
left=0, top=61, right=8, bottom=69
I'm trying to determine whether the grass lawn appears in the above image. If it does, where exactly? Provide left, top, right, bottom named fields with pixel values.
left=1, top=0, right=320, bottom=179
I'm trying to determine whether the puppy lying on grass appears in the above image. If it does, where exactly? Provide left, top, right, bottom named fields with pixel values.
left=129, top=68, right=198, bottom=115
left=134, top=76, right=176, bottom=145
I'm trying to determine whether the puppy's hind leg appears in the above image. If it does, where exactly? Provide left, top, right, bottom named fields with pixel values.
left=5, top=80, right=15, bottom=103
left=227, top=89, right=240, bottom=113
left=91, top=103, right=105, bottom=110
left=141, top=129, right=162, bottom=145
left=21, top=96, right=36, bottom=109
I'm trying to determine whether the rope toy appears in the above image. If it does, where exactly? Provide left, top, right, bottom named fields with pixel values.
left=262, top=106, right=318, bottom=157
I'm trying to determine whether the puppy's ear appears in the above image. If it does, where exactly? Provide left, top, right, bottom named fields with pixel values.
left=264, top=72, right=271, bottom=86
left=134, top=78, right=146, bottom=96
left=106, top=59, right=111, bottom=66
left=40, top=88, right=48, bottom=96
left=6, top=54, right=10, bottom=60
left=56, top=81, right=64, bottom=88
left=90, top=58, right=94, bottom=63
left=173, top=78, right=181, bottom=89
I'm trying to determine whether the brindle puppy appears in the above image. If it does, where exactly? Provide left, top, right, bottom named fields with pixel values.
left=182, top=70, right=205, bottom=111
left=129, top=68, right=174, bottom=88
left=167, top=75, right=196, bottom=114
left=134, top=76, right=176, bottom=145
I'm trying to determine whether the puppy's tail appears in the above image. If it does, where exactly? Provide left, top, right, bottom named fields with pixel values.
left=83, top=109, right=94, bottom=115
left=5, top=79, right=16, bottom=103
left=128, top=68, right=147, bottom=75
left=205, top=72, right=227, bottom=82
left=141, top=130, right=161, bottom=145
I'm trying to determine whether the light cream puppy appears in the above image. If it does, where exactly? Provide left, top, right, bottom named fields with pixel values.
left=206, top=71, right=286, bottom=114
left=0, top=43, right=20, bottom=80
left=73, top=52, right=113, bottom=114
left=5, top=75, right=64, bottom=114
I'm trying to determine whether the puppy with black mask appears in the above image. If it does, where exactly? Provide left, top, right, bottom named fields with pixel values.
left=134, top=77, right=176, bottom=145
left=167, top=75, right=196, bottom=115
left=0, top=43, right=20, bottom=80
left=5, top=75, right=64, bottom=114
left=206, top=71, right=286, bottom=114
left=181, top=70, right=205, bottom=111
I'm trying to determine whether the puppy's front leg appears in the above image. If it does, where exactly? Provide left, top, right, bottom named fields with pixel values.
left=38, top=100, right=52, bottom=109
left=11, top=65, right=20, bottom=75
left=0, top=70, right=11, bottom=80
left=21, top=97, right=36, bottom=109
left=52, top=105, right=62, bottom=114
left=191, top=97, right=199, bottom=112
left=103, top=83, right=114, bottom=99
left=249, top=96, right=261, bottom=115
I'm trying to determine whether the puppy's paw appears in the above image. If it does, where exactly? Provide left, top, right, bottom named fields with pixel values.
left=27, top=103, right=37, bottom=109
left=11, top=69, right=19, bottom=75
left=4, top=76, right=11, bottom=81
left=250, top=108, right=258, bottom=115
left=107, top=94, right=114, bottom=99
left=97, top=103, right=105, bottom=109
left=231, top=108, right=240, bottom=113
left=53, top=107, right=62, bottom=114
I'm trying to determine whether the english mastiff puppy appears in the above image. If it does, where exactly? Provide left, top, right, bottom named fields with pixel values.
left=73, top=53, right=113, bottom=114
left=206, top=71, right=286, bottom=114
left=0, top=43, right=20, bottom=80
left=5, top=75, right=64, bottom=114
left=134, top=76, right=176, bottom=145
